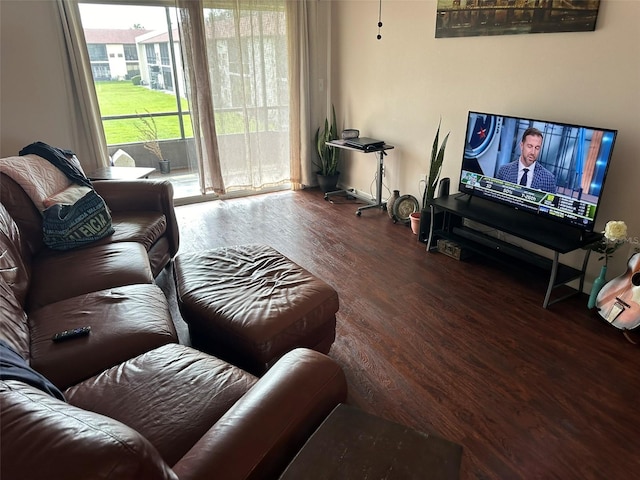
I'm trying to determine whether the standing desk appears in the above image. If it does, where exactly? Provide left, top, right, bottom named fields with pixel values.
left=325, top=140, right=394, bottom=216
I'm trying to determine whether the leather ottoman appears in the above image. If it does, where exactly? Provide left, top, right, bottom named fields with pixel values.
left=173, top=244, right=339, bottom=375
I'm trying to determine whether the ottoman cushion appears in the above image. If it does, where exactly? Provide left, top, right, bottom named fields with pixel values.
left=173, top=244, right=338, bottom=375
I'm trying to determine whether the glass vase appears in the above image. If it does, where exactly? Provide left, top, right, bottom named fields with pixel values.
left=587, top=265, right=607, bottom=309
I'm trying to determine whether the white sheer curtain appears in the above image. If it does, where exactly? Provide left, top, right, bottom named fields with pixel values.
left=56, top=0, right=109, bottom=170
left=286, top=0, right=312, bottom=190
left=176, top=0, right=225, bottom=194
left=177, top=0, right=293, bottom=194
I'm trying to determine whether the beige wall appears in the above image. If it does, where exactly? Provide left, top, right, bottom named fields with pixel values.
left=0, top=1, right=83, bottom=158
left=1, top=0, right=638, bottom=284
left=330, top=0, right=639, bottom=279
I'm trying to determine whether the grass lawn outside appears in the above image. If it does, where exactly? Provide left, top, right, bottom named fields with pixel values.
left=95, top=81, right=249, bottom=145
left=96, top=81, right=192, bottom=144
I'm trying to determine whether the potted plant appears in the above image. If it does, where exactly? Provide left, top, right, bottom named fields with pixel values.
left=136, top=110, right=170, bottom=174
left=415, top=120, right=450, bottom=240
left=314, top=105, right=341, bottom=193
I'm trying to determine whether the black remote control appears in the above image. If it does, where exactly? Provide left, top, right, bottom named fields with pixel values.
left=52, top=326, right=91, bottom=342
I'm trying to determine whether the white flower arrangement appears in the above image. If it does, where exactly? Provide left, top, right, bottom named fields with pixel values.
left=588, top=220, right=628, bottom=267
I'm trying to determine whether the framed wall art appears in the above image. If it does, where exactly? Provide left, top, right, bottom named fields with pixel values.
left=435, top=0, right=602, bottom=38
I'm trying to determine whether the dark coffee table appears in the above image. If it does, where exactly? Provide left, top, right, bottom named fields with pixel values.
left=280, top=404, right=462, bottom=479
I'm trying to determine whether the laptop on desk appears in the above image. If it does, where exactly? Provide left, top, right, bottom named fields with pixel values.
left=345, top=137, right=385, bottom=151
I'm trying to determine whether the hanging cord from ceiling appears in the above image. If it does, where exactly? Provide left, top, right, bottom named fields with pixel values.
left=377, top=0, right=383, bottom=40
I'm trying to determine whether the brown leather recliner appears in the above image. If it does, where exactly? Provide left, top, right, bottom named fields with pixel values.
left=1, top=341, right=347, bottom=480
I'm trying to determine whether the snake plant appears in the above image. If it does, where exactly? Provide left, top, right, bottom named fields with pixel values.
left=314, top=105, right=340, bottom=176
left=422, top=119, right=450, bottom=209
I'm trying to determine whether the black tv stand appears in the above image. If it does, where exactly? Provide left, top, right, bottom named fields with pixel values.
left=458, top=192, right=473, bottom=205
left=427, top=193, right=601, bottom=308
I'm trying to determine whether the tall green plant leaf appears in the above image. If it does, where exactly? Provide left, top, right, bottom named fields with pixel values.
left=313, top=105, right=341, bottom=176
left=422, top=120, right=450, bottom=209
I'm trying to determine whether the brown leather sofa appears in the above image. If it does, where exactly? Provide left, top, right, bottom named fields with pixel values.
left=0, top=173, right=180, bottom=279
left=0, top=178, right=348, bottom=479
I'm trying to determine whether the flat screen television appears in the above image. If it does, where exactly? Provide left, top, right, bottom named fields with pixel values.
left=459, top=111, right=617, bottom=232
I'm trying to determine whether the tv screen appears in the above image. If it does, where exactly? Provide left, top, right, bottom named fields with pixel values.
left=459, top=111, right=617, bottom=232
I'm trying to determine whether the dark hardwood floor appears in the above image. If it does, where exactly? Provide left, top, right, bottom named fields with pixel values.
left=156, top=188, right=639, bottom=479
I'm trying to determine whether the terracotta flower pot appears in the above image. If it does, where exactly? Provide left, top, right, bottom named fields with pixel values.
left=409, top=212, right=421, bottom=235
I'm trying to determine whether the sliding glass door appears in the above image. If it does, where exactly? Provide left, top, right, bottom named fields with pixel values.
left=77, top=0, right=291, bottom=201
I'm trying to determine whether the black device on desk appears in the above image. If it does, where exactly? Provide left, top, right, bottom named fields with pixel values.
left=345, top=137, right=385, bottom=151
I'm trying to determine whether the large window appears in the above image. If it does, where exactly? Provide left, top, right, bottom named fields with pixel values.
left=79, top=4, right=189, bottom=145
left=197, top=3, right=290, bottom=191
left=78, top=1, right=291, bottom=198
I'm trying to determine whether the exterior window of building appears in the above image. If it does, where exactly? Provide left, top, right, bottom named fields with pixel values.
left=126, top=64, right=140, bottom=78
left=87, top=44, right=107, bottom=61
left=123, top=44, right=138, bottom=61
left=91, top=64, right=111, bottom=81
left=159, top=43, right=170, bottom=66
left=162, top=68, right=174, bottom=91
left=145, top=44, right=157, bottom=65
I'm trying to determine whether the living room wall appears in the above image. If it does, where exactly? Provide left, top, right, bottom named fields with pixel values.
left=329, top=0, right=639, bottom=279
left=0, top=1, right=83, bottom=159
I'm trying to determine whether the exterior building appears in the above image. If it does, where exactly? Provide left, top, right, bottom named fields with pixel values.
left=84, top=27, right=185, bottom=96
left=135, top=29, right=186, bottom=95
left=83, top=14, right=285, bottom=109
left=84, top=28, right=151, bottom=81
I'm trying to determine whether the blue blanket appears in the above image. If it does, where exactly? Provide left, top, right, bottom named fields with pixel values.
left=0, top=339, right=65, bottom=401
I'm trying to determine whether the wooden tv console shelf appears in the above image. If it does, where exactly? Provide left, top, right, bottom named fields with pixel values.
left=427, top=193, right=601, bottom=308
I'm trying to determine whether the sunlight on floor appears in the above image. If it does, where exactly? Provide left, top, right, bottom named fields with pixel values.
left=149, top=169, right=200, bottom=199
left=149, top=167, right=292, bottom=205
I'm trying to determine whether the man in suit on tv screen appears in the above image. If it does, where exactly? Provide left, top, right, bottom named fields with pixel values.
left=496, top=127, right=557, bottom=194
